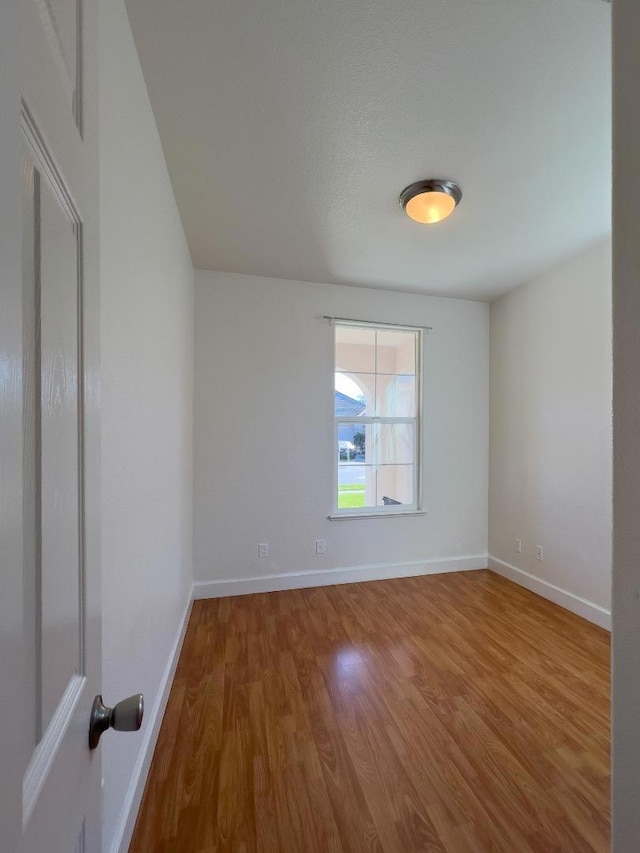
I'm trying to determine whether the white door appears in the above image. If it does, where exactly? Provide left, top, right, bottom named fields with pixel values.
left=0, top=0, right=102, bottom=850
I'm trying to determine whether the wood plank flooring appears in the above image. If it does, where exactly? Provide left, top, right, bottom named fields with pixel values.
left=129, top=570, right=610, bottom=852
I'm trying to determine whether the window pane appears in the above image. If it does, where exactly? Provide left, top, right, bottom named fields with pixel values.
left=376, top=330, right=416, bottom=375
left=338, top=422, right=414, bottom=465
left=376, top=374, right=416, bottom=417
left=379, top=423, right=415, bottom=465
left=376, top=465, right=414, bottom=506
left=337, top=422, right=368, bottom=459
left=337, top=463, right=376, bottom=509
left=335, top=326, right=375, bottom=373
left=335, top=372, right=372, bottom=417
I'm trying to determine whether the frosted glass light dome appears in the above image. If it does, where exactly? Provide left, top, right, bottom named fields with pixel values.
left=400, top=180, right=462, bottom=224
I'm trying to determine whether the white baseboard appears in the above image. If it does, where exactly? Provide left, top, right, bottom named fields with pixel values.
left=488, top=555, right=611, bottom=631
left=192, top=555, right=488, bottom=600
left=112, top=593, right=193, bottom=853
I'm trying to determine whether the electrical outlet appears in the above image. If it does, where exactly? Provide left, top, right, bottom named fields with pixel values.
left=535, top=545, right=544, bottom=561
left=514, top=538, right=522, bottom=554
left=258, top=543, right=269, bottom=559
left=315, top=539, right=326, bottom=555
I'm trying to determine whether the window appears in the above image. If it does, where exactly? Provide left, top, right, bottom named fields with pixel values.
left=333, top=320, right=423, bottom=516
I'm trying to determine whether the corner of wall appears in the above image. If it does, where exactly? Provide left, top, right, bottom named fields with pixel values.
left=487, top=555, right=610, bottom=630
left=110, top=593, right=193, bottom=853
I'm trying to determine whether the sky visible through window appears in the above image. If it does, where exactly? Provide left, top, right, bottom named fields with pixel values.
left=335, top=372, right=363, bottom=401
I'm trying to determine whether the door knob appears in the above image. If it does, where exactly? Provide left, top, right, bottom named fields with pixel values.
left=89, top=693, right=144, bottom=749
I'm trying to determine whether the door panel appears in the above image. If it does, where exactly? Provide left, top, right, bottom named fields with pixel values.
left=22, top=143, right=39, bottom=755
left=39, top=153, right=82, bottom=739
left=34, top=0, right=82, bottom=129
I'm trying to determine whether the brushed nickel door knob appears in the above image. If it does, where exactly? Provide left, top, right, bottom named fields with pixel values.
left=89, top=693, right=144, bottom=749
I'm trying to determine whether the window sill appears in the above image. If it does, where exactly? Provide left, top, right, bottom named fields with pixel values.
left=328, top=510, right=427, bottom=521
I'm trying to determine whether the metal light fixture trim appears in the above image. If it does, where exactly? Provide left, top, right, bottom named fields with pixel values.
left=399, top=179, right=463, bottom=224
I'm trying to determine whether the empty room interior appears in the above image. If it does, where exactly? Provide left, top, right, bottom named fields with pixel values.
left=10, top=0, right=639, bottom=850
left=117, top=0, right=613, bottom=848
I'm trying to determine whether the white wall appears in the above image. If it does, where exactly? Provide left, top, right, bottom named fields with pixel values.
left=489, top=238, right=612, bottom=624
left=613, top=0, right=640, bottom=847
left=99, top=2, right=193, bottom=851
left=194, top=272, right=489, bottom=591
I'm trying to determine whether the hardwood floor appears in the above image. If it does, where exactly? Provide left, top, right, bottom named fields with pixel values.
left=129, top=570, right=610, bottom=852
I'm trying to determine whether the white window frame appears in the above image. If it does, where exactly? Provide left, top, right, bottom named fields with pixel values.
left=330, top=319, right=425, bottom=519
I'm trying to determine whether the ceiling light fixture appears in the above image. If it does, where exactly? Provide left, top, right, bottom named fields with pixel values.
left=399, top=179, right=462, bottom=225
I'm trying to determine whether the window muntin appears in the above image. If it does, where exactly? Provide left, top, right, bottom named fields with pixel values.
left=334, top=321, right=422, bottom=515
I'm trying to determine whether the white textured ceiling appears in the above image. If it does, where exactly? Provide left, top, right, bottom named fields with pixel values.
left=125, top=0, right=610, bottom=301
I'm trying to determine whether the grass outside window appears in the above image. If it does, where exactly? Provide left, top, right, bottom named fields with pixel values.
left=338, top=483, right=365, bottom=508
